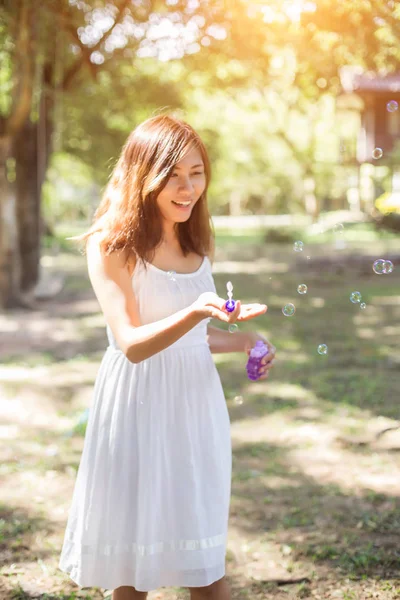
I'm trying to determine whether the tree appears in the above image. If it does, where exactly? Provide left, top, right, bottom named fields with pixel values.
left=2, top=0, right=400, bottom=308
left=0, top=0, right=227, bottom=308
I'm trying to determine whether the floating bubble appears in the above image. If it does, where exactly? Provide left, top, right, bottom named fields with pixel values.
left=360, top=302, right=367, bottom=310
left=383, top=260, right=394, bottom=274
left=293, top=241, right=304, bottom=252
left=227, top=281, right=233, bottom=293
left=282, top=303, right=296, bottom=317
left=350, top=291, right=362, bottom=304
left=317, top=344, right=328, bottom=355
left=297, top=284, right=308, bottom=294
left=373, top=258, right=385, bottom=274
left=333, top=223, right=344, bottom=234
left=373, top=258, right=393, bottom=274
left=372, top=147, right=383, bottom=160
left=307, top=256, right=311, bottom=260
left=387, top=100, right=399, bottom=113
left=167, top=270, right=177, bottom=281
left=228, top=323, right=239, bottom=334
left=234, top=395, right=244, bottom=405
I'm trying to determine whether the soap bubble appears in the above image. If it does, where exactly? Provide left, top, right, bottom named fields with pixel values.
left=387, top=100, right=399, bottom=112
left=282, top=303, right=296, bottom=317
left=167, top=270, right=177, bottom=281
left=227, top=281, right=233, bottom=293
left=373, top=259, right=385, bottom=274
left=383, top=260, right=394, bottom=274
left=373, top=258, right=393, bottom=274
left=317, top=344, right=328, bottom=355
left=297, top=284, right=308, bottom=294
left=228, top=324, right=239, bottom=334
left=372, top=147, right=383, bottom=160
left=333, top=223, right=344, bottom=234
left=360, top=302, right=367, bottom=310
left=293, top=241, right=304, bottom=252
left=234, top=396, right=244, bottom=405
left=350, top=291, right=362, bottom=304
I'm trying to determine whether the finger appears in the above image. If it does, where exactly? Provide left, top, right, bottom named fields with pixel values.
left=237, top=305, right=267, bottom=322
left=261, top=356, right=274, bottom=366
left=259, top=359, right=275, bottom=372
left=261, top=354, right=272, bottom=363
left=258, top=372, right=270, bottom=380
left=228, top=299, right=241, bottom=323
left=263, top=346, right=275, bottom=359
left=211, top=308, right=232, bottom=323
left=241, top=303, right=267, bottom=315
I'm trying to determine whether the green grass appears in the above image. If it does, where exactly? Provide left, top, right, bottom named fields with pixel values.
left=52, top=218, right=398, bottom=255
left=1, top=224, right=400, bottom=600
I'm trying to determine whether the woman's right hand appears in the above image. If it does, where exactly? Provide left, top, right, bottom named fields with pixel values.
left=192, top=292, right=267, bottom=324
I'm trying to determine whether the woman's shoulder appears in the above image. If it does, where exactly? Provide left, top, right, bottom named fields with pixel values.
left=86, top=233, right=134, bottom=275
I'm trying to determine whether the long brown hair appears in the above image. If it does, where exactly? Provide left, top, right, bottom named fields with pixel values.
left=71, top=114, right=214, bottom=267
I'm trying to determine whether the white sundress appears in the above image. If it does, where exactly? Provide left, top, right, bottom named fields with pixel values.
left=58, top=255, right=232, bottom=592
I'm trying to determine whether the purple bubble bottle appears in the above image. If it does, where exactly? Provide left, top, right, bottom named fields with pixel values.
left=246, top=340, right=269, bottom=381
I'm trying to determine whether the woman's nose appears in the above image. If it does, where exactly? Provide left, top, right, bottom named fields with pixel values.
left=178, top=177, right=194, bottom=192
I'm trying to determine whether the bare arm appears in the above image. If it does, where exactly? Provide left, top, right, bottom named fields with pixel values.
left=207, top=325, right=249, bottom=353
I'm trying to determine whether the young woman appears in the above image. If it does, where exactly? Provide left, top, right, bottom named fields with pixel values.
left=58, top=114, right=276, bottom=600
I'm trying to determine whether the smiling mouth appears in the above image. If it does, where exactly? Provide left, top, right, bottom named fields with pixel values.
left=172, top=200, right=192, bottom=207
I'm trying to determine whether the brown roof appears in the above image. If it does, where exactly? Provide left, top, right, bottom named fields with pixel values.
left=340, top=67, right=400, bottom=93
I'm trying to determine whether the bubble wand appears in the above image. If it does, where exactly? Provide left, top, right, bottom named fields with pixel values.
left=224, top=281, right=236, bottom=313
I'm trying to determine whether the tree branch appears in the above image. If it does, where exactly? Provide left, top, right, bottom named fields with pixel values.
left=60, top=0, right=146, bottom=90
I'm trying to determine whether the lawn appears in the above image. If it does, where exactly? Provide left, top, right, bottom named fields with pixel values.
left=1, top=223, right=400, bottom=600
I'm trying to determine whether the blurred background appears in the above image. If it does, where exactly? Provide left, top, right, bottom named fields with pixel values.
left=1, top=1, right=400, bottom=599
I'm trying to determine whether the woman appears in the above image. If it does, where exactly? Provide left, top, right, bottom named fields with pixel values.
left=59, top=114, right=276, bottom=600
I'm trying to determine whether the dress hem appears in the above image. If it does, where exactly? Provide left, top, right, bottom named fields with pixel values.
left=58, top=561, right=226, bottom=593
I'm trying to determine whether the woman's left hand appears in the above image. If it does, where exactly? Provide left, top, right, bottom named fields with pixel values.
left=243, top=332, right=276, bottom=381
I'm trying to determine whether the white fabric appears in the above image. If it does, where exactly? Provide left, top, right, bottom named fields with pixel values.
left=58, top=256, right=232, bottom=592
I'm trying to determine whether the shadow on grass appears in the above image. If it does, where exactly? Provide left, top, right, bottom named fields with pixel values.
left=214, top=252, right=400, bottom=422
left=0, top=504, right=58, bottom=564
left=229, top=440, right=400, bottom=581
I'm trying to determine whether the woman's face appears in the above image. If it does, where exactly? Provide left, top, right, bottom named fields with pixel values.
left=156, top=147, right=206, bottom=225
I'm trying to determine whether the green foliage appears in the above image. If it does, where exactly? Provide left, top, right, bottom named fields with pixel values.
left=4, top=0, right=400, bottom=222
left=42, top=152, right=97, bottom=224
left=0, top=19, right=13, bottom=116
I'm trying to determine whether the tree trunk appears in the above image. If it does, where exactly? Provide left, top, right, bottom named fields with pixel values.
left=13, top=91, right=53, bottom=293
left=0, top=136, right=22, bottom=308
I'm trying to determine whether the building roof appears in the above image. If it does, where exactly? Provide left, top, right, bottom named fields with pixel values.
left=340, top=67, right=400, bottom=94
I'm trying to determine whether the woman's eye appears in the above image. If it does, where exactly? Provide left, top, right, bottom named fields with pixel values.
left=171, top=172, right=204, bottom=177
